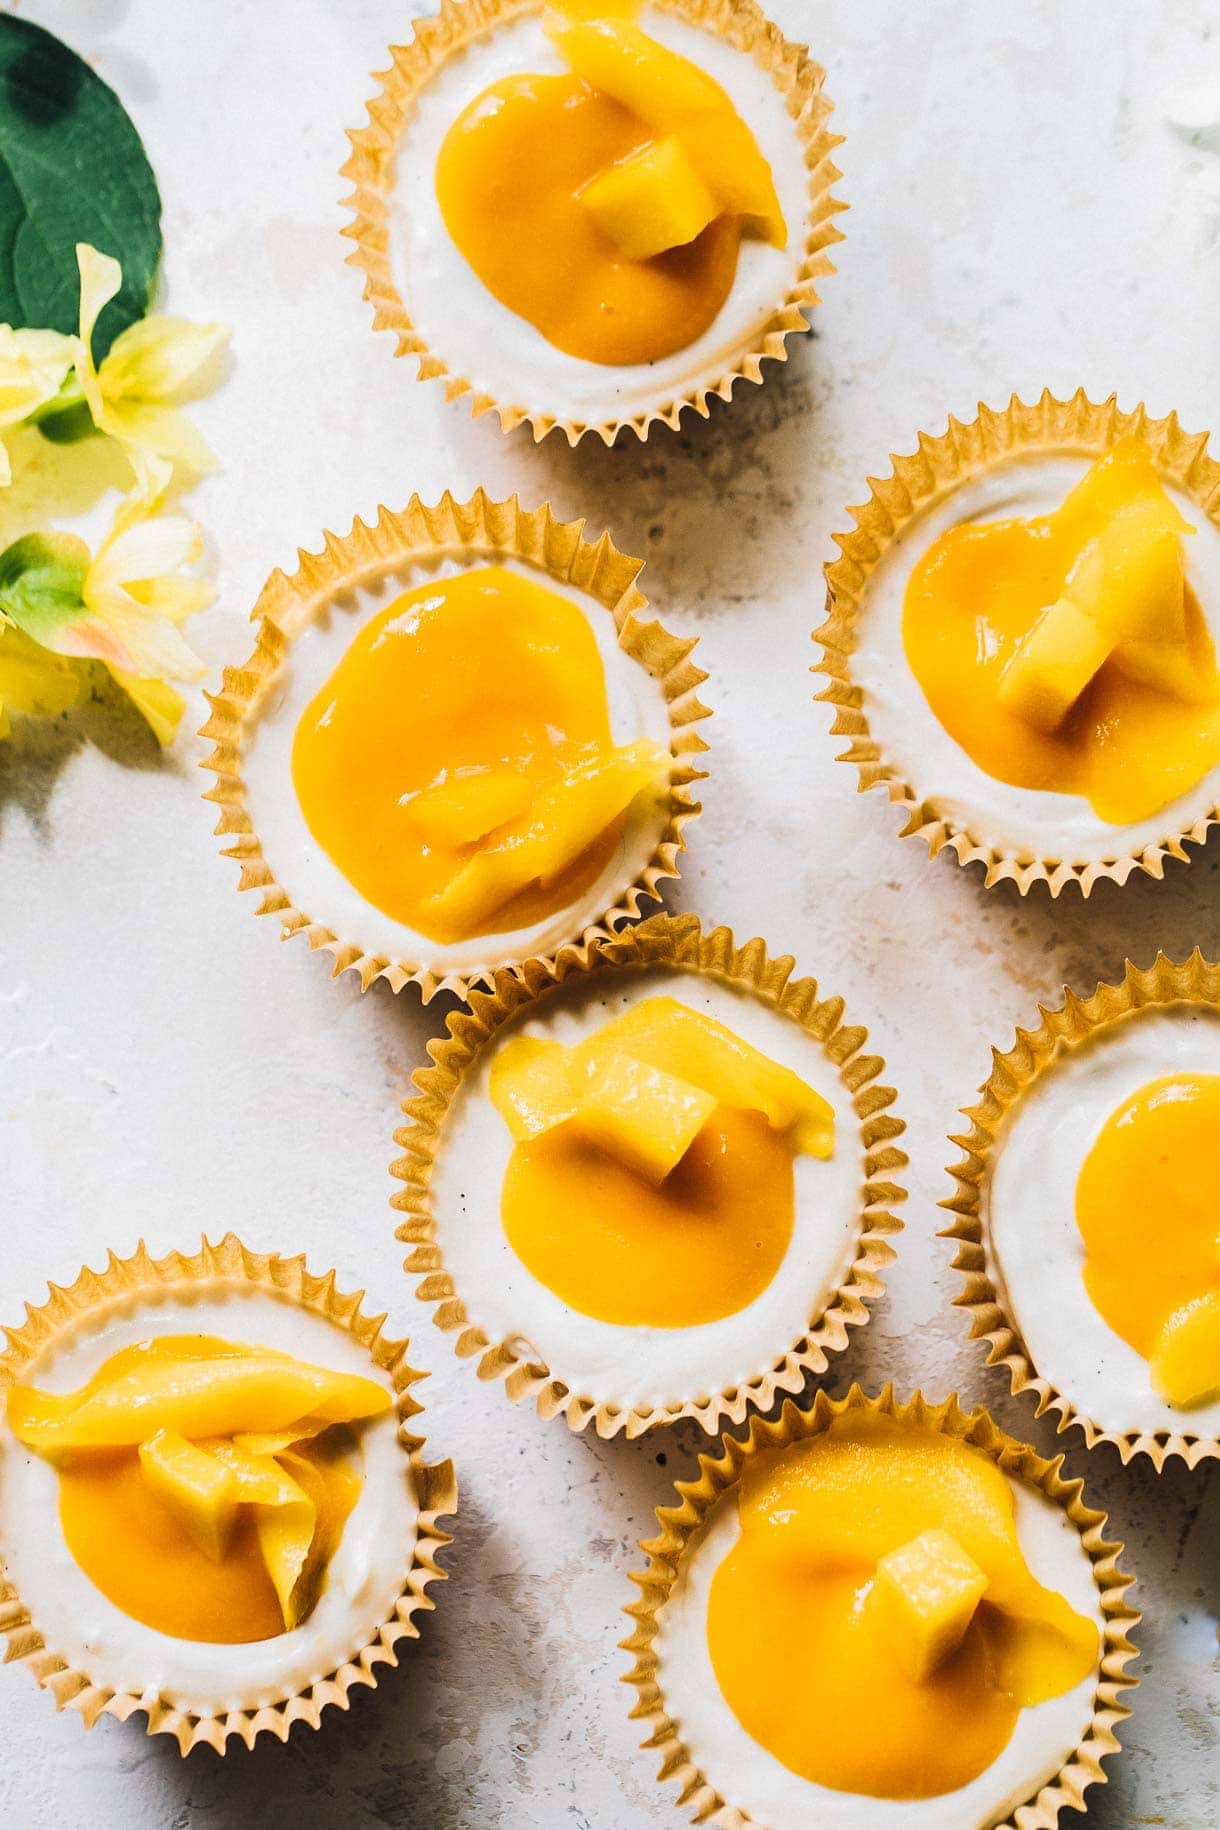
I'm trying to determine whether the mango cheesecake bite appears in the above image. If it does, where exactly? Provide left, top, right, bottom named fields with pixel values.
left=392, top=914, right=905, bottom=1436
left=818, top=393, right=1220, bottom=893
left=626, top=1389, right=1138, bottom=1829
left=945, top=953, right=1220, bottom=1469
left=202, top=494, right=707, bottom=1000
left=0, top=1238, right=455, bottom=1749
left=343, top=0, right=843, bottom=441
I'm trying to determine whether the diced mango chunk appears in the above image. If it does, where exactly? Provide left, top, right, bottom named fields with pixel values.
left=571, top=995, right=834, bottom=1156
left=669, top=109, right=786, bottom=246
left=580, top=135, right=719, bottom=260
left=997, top=597, right=1113, bottom=733
left=490, top=1035, right=581, bottom=1142
left=1110, top=638, right=1218, bottom=704
left=1150, top=1292, right=1220, bottom=1407
left=871, top=1528, right=988, bottom=1682
left=403, top=768, right=535, bottom=847
left=549, top=14, right=786, bottom=246
left=422, top=739, right=667, bottom=937
left=1067, top=500, right=1189, bottom=646
left=1049, top=436, right=1193, bottom=556
left=572, top=1047, right=716, bottom=1183
left=138, top=1429, right=239, bottom=1562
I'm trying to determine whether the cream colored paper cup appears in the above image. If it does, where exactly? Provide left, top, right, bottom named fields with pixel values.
left=200, top=490, right=709, bottom=1002
left=391, top=911, right=906, bottom=1439
left=942, top=951, right=1220, bottom=1471
left=341, top=0, right=845, bottom=445
left=624, top=1383, right=1139, bottom=1829
left=0, top=1234, right=456, bottom=1753
left=815, top=389, right=1220, bottom=895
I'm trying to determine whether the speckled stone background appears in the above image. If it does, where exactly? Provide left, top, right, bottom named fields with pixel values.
left=1, top=1, right=1217, bottom=1825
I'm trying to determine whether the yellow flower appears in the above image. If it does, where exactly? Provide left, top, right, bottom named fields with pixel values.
left=82, top=500, right=213, bottom=683
left=0, top=621, right=81, bottom=739
left=73, top=243, right=229, bottom=501
left=0, top=325, right=75, bottom=486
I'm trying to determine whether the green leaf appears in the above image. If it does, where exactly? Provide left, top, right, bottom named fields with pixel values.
left=0, top=530, right=89, bottom=648
left=0, top=17, right=161, bottom=360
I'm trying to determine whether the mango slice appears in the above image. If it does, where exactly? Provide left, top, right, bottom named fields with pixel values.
left=402, top=768, right=536, bottom=847
left=138, top=1429, right=239, bottom=1562
left=571, top=995, right=834, bottom=1156
left=997, top=597, right=1113, bottom=733
left=572, top=1048, right=716, bottom=1184
left=1066, top=502, right=1189, bottom=646
left=580, top=135, right=719, bottom=260
left=422, top=739, right=667, bottom=937
left=1150, top=1292, right=1220, bottom=1407
left=490, top=1035, right=581, bottom=1142
left=6, top=1348, right=391, bottom=1453
left=871, top=1528, right=988, bottom=1682
left=549, top=15, right=786, bottom=246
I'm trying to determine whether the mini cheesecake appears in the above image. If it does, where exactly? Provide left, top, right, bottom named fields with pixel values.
left=626, top=1389, right=1138, bottom=1829
left=0, top=1238, right=454, bottom=1749
left=945, top=955, right=1220, bottom=1467
left=393, top=914, right=904, bottom=1436
left=343, top=0, right=843, bottom=441
left=818, top=394, right=1220, bottom=893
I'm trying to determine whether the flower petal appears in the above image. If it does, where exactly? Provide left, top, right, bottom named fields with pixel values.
left=76, top=243, right=123, bottom=358
left=0, top=622, right=82, bottom=723
left=106, top=667, right=185, bottom=746
left=90, top=514, right=204, bottom=595
left=100, top=397, right=218, bottom=477
left=101, top=315, right=229, bottom=404
left=78, top=592, right=206, bottom=681
left=0, top=326, right=75, bottom=427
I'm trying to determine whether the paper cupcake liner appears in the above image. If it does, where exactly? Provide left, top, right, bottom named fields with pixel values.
left=0, top=1234, right=457, bottom=1754
left=200, top=490, right=710, bottom=1003
left=623, top=1383, right=1139, bottom=1830
left=941, top=951, right=1220, bottom=1471
left=340, top=0, right=845, bottom=446
left=390, top=910, right=906, bottom=1439
left=815, top=389, right=1220, bottom=896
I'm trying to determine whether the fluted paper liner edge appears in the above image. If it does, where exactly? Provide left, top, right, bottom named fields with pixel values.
left=815, top=389, right=1220, bottom=896
left=340, top=0, right=845, bottom=446
left=623, top=1383, right=1139, bottom=1829
left=941, top=951, right=1220, bottom=1471
left=390, top=911, right=907, bottom=1439
left=200, top=490, right=710, bottom=1003
left=0, top=1234, right=457, bottom=1754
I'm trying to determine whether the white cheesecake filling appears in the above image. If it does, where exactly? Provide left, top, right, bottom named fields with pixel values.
left=428, top=965, right=865, bottom=1410
left=987, top=1004, right=1220, bottom=1440
left=242, top=552, right=674, bottom=978
left=388, top=5, right=811, bottom=425
left=656, top=1460, right=1103, bottom=1830
left=852, top=454, right=1220, bottom=862
left=0, top=1286, right=419, bottom=1716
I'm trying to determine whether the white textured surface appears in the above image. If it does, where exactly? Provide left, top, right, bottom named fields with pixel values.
left=0, top=1, right=1217, bottom=1827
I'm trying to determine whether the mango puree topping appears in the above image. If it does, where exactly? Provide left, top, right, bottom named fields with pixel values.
left=433, top=2, right=786, bottom=366
left=903, top=438, right=1220, bottom=824
left=490, top=995, right=833, bottom=1327
left=1076, top=1072, right=1220, bottom=1408
left=291, top=565, right=668, bottom=946
left=6, top=1335, right=391, bottom=1644
left=706, top=1416, right=1100, bottom=1801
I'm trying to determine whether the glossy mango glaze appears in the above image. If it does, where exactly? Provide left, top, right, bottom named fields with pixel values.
left=501, top=1104, right=795, bottom=1326
left=903, top=440, right=1220, bottom=824
left=436, top=74, right=741, bottom=365
left=291, top=566, right=665, bottom=946
left=1076, top=1072, right=1220, bottom=1405
left=433, top=5, right=786, bottom=366
left=706, top=1416, right=1099, bottom=1800
left=7, top=1336, right=385, bottom=1644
